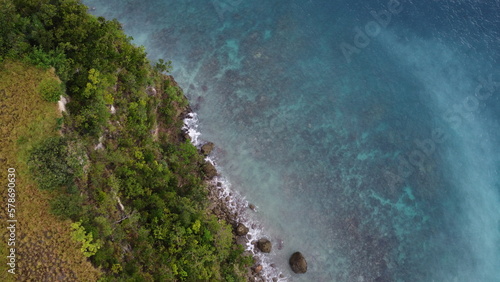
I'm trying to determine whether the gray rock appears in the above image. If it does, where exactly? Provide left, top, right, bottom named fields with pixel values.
left=236, top=223, right=249, bottom=236
left=201, top=142, right=214, bottom=155
left=146, top=86, right=157, bottom=96
left=289, top=252, right=307, bottom=274
left=257, top=239, right=272, bottom=253
left=236, top=236, right=249, bottom=246
left=202, top=162, right=217, bottom=179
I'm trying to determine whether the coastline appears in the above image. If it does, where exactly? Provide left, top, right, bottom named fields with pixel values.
left=182, top=112, right=286, bottom=282
left=62, top=0, right=500, bottom=280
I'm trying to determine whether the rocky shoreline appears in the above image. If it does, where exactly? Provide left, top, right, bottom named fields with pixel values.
left=179, top=80, right=306, bottom=281
left=205, top=180, right=269, bottom=281
left=181, top=117, right=282, bottom=281
left=167, top=75, right=275, bottom=280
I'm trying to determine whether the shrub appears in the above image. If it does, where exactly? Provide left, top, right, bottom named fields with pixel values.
left=50, top=193, right=83, bottom=220
left=38, top=76, right=64, bottom=102
left=29, top=137, right=86, bottom=191
left=26, top=47, right=71, bottom=81
left=28, top=137, right=74, bottom=190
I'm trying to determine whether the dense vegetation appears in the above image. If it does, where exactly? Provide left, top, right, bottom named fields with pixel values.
left=0, top=0, right=251, bottom=281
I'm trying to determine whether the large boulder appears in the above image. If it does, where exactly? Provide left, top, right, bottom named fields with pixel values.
left=235, top=223, right=249, bottom=236
left=202, top=162, right=217, bottom=179
left=201, top=142, right=214, bottom=155
left=257, top=239, right=272, bottom=253
left=289, top=252, right=307, bottom=274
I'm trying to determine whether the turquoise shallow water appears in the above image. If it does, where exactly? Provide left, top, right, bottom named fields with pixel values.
left=84, top=0, right=500, bottom=281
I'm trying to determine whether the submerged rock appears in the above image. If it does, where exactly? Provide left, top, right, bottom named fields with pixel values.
left=201, top=142, right=214, bottom=155
left=289, top=252, right=307, bottom=274
left=276, top=238, right=284, bottom=250
left=235, top=223, right=249, bottom=236
left=257, top=239, right=272, bottom=253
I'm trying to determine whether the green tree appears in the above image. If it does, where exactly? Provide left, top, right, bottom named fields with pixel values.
left=50, top=193, right=83, bottom=220
left=28, top=137, right=73, bottom=190
left=154, top=58, right=172, bottom=73
left=71, top=220, right=102, bottom=257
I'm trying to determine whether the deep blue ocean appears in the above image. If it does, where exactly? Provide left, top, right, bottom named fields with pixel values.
left=84, top=0, right=500, bottom=281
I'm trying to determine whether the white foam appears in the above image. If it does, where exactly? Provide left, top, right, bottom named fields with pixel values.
left=182, top=112, right=202, bottom=146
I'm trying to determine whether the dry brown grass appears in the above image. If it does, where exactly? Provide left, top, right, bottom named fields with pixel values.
left=0, top=61, right=101, bottom=281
